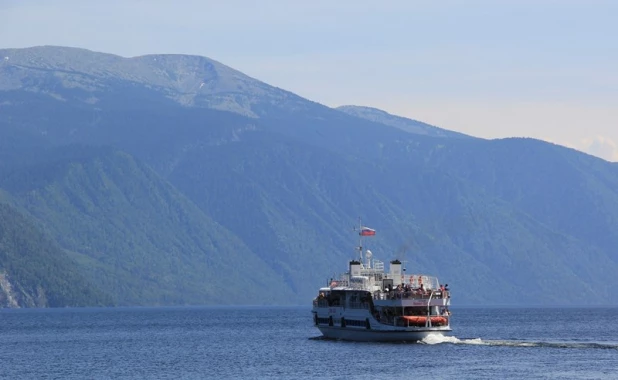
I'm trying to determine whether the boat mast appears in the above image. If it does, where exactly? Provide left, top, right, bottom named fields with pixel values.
left=357, top=216, right=363, bottom=265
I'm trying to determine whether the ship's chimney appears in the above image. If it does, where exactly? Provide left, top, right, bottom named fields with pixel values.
left=390, top=259, right=402, bottom=286
left=349, top=260, right=361, bottom=277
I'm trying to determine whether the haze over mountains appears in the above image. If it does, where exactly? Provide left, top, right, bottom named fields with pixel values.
left=1, top=46, right=617, bottom=307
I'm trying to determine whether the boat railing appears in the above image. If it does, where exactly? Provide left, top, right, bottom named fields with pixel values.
left=375, top=290, right=447, bottom=300
left=373, top=260, right=384, bottom=271
left=348, top=282, right=367, bottom=290
left=403, top=275, right=440, bottom=290
left=330, top=280, right=349, bottom=288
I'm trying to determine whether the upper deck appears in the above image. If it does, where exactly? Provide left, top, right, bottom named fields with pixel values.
left=334, top=258, right=444, bottom=292
left=314, top=256, right=450, bottom=309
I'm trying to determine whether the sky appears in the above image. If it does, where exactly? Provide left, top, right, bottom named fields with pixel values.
left=1, top=0, right=617, bottom=161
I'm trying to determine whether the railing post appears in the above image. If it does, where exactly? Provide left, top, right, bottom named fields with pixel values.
left=427, top=291, right=434, bottom=327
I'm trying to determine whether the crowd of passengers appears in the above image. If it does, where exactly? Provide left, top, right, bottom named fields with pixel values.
left=380, top=283, right=450, bottom=299
left=314, top=283, right=451, bottom=303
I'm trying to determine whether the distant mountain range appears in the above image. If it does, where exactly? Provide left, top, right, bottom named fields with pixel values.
left=1, top=46, right=617, bottom=307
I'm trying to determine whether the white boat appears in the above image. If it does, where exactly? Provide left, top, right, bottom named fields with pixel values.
left=311, top=221, right=452, bottom=342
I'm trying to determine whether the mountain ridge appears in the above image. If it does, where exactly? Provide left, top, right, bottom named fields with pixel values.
left=337, top=105, right=470, bottom=139
left=1, top=45, right=317, bottom=118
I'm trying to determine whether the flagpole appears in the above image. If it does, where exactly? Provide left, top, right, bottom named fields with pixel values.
left=358, top=216, right=363, bottom=264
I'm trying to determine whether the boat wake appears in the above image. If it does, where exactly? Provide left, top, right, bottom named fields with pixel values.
left=420, top=333, right=618, bottom=350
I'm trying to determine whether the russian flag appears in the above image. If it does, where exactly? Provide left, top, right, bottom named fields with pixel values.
left=359, top=227, right=376, bottom=236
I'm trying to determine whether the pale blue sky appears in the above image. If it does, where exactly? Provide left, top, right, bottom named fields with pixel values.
left=2, top=0, right=617, bottom=160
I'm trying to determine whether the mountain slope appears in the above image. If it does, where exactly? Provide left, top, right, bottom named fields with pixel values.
left=0, top=202, right=113, bottom=307
left=0, top=145, right=294, bottom=306
left=428, top=137, right=618, bottom=257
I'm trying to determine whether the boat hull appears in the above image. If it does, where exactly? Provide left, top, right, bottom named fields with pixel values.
left=316, top=326, right=451, bottom=342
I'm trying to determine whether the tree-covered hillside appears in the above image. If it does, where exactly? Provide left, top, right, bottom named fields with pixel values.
left=0, top=202, right=113, bottom=307
left=0, top=145, right=294, bottom=306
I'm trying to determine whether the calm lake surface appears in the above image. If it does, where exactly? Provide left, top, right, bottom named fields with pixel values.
left=1, top=306, right=617, bottom=379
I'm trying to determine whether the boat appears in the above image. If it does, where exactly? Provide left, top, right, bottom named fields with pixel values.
left=311, top=220, right=452, bottom=342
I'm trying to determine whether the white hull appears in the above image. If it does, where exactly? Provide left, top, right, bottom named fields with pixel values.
left=317, top=326, right=451, bottom=342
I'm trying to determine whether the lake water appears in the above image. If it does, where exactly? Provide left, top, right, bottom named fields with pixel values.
left=1, top=306, right=617, bottom=379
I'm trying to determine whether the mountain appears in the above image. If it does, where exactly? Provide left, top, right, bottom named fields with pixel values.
left=0, top=45, right=314, bottom=118
left=1, top=45, right=618, bottom=307
left=430, top=137, right=618, bottom=257
left=0, top=144, right=294, bottom=306
left=0, top=202, right=113, bottom=307
left=337, top=105, right=469, bottom=139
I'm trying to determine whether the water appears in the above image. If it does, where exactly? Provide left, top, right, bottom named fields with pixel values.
left=1, top=306, right=617, bottom=379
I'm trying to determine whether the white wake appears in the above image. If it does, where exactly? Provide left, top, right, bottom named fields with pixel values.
left=420, top=333, right=484, bottom=345
left=419, top=333, right=618, bottom=350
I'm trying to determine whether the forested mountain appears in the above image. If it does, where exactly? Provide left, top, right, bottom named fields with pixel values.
left=1, top=46, right=617, bottom=307
left=0, top=145, right=293, bottom=306
left=0, top=203, right=113, bottom=307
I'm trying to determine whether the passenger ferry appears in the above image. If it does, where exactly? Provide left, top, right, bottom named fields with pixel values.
left=311, top=222, right=451, bottom=342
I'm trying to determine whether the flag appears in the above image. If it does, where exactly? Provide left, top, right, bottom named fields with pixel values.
left=359, top=226, right=376, bottom=236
